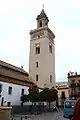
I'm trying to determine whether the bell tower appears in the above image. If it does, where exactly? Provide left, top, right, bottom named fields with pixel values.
left=36, top=8, right=49, bottom=28
left=29, top=8, right=56, bottom=88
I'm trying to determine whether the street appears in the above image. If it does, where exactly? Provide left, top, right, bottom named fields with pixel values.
left=14, top=109, right=69, bottom=120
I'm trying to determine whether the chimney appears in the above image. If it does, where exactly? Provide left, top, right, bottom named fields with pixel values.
left=21, top=66, right=23, bottom=69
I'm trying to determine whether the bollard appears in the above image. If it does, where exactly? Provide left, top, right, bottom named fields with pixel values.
left=25, top=116, right=27, bottom=119
left=21, top=116, right=23, bottom=120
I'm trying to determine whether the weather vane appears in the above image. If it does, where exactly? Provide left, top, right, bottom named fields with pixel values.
left=42, top=4, right=44, bottom=10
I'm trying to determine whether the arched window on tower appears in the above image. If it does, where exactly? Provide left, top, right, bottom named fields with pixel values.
left=40, top=21, right=42, bottom=27
left=45, top=22, right=48, bottom=26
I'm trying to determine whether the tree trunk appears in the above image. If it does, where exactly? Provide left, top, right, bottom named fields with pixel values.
left=49, top=102, right=50, bottom=108
left=32, top=102, right=33, bottom=106
left=21, top=101, right=23, bottom=106
left=56, top=98, right=59, bottom=107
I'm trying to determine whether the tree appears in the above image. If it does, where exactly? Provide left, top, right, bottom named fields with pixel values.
left=20, top=94, right=30, bottom=106
left=51, top=87, right=58, bottom=107
left=20, top=85, right=39, bottom=106
left=47, top=87, right=58, bottom=107
left=28, top=85, right=39, bottom=104
left=39, top=87, right=58, bottom=108
left=39, top=88, right=49, bottom=102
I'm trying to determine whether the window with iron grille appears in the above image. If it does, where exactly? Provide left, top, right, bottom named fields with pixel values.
left=8, top=87, right=12, bottom=95
left=0, top=84, right=2, bottom=93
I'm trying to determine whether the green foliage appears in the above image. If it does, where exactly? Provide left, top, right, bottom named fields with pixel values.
left=39, top=88, right=49, bottom=102
left=21, top=94, right=30, bottom=103
left=20, top=94, right=30, bottom=106
left=39, top=87, right=58, bottom=103
left=28, top=85, right=39, bottom=102
left=20, top=85, right=58, bottom=107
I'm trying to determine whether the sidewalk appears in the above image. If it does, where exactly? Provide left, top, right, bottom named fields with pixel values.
left=13, top=111, right=67, bottom=120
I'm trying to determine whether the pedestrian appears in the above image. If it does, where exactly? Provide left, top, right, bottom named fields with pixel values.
left=72, top=98, right=80, bottom=120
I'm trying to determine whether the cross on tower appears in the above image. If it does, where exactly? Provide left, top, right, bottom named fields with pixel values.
left=42, top=4, right=44, bottom=10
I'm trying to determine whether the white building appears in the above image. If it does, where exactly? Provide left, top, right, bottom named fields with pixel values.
left=0, top=82, right=29, bottom=106
left=0, top=60, right=34, bottom=106
left=29, top=9, right=56, bottom=88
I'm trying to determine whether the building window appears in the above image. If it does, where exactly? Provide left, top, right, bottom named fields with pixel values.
left=1, top=97, right=4, bottom=106
left=36, top=62, right=38, bottom=68
left=40, top=21, right=42, bottom=27
left=8, top=87, right=12, bottom=95
left=0, top=84, right=2, bottom=93
left=36, top=74, right=38, bottom=81
left=45, top=22, right=48, bottom=26
left=49, top=44, right=52, bottom=53
left=21, top=89, right=24, bottom=96
left=7, top=102, right=11, bottom=106
left=36, top=46, right=40, bottom=54
left=50, top=75, right=52, bottom=83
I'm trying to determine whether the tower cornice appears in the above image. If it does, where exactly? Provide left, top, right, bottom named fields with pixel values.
left=30, top=26, right=55, bottom=39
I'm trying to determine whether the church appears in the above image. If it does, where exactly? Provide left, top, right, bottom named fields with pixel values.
left=0, top=8, right=56, bottom=106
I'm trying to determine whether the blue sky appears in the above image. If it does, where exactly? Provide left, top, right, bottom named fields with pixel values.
left=0, top=0, right=80, bottom=82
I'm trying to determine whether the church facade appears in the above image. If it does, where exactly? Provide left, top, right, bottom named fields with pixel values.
left=29, top=9, right=56, bottom=88
left=0, top=60, right=34, bottom=106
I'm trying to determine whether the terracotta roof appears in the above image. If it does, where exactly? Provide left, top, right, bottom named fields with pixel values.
left=0, top=60, right=34, bottom=84
left=36, top=9, right=49, bottom=21
left=57, top=85, right=69, bottom=90
left=0, top=60, right=28, bottom=75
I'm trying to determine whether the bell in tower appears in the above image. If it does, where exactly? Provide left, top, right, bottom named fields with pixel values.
left=36, top=8, right=49, bottom=28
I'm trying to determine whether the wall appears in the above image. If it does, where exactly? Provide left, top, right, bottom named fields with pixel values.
left=58, top=88, right=69, bottom=105
left=0, top=82, right=29, bottom=106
